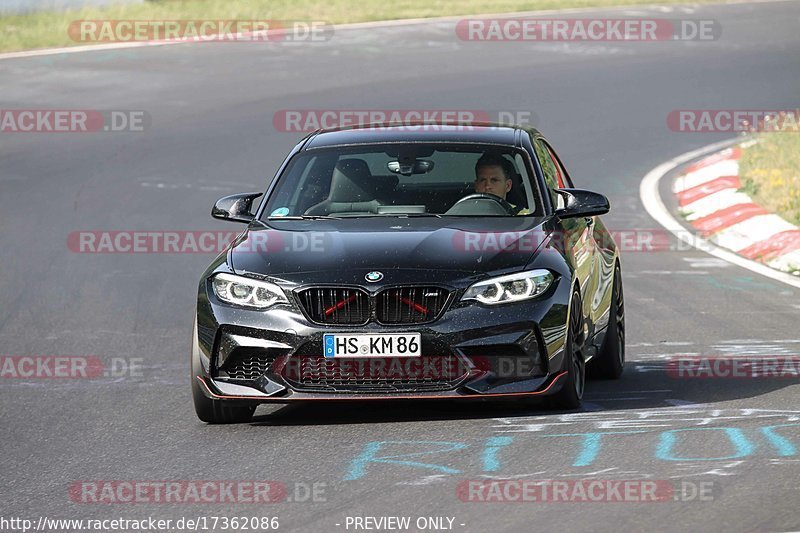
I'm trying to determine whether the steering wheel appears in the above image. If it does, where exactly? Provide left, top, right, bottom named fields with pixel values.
left=448, top=193, right=518, bottom=215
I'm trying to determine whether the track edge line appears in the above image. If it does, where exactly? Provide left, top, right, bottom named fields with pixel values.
left=639, top=137, right=800, bottom=289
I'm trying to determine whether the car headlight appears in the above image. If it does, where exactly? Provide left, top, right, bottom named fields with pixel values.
left=211, top=273, right=288, bottom=309
left=462, top=269, right=554, bottom=305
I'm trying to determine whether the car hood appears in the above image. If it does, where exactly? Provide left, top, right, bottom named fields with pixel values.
left=230, top=217, right=552, bottom=284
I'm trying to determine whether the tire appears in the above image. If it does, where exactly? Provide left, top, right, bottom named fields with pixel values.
left=594, top=264, right=625, bottom=380
left=191, top=359, right=255, bottom=424
left=552, top=289, right=586, bottom=410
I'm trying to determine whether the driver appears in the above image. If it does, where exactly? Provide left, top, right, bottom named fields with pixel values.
left=474, top=153, right=530, bottom=215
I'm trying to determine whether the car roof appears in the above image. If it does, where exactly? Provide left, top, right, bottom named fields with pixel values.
left=302, top=122, right=539, bottom=150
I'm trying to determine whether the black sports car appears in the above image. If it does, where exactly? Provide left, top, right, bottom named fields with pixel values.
left=191, top=123, right=624, bottom=423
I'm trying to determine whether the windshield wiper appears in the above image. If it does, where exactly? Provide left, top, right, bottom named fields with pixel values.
left=266, top=215, right=343, bottom=220
left=346, top=213, right=444, bottom=218
left=267, top=214, right=445, bottom=220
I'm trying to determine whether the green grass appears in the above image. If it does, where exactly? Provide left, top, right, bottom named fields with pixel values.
left=2, top=0, right=725, bottom=53
left=739, top=124, right=800, bottom=226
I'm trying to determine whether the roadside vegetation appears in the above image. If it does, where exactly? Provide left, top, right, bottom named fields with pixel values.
left=739, top=121, right=800, bottom=226
left=3, top=0, right=722, bottom=53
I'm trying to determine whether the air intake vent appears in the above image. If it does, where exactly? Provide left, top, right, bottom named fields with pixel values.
left=218, top=348, right=278, bottom=381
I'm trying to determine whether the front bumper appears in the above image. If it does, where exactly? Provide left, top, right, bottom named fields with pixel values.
left=194, top=372, right=568, bottom=402
left=193, top=275, right=571, bottom=403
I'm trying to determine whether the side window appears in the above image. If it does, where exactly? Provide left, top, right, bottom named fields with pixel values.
left=513, top=152, right=537, bottom=213
left=533, top=138, right=559, bottom=207
left=545, top=143, right=574, bottom=188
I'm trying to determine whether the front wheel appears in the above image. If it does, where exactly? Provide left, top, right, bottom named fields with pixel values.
left=191, top=346, right=255, bottom=424
left=192, top=376, right=256, bottom=424
left=551, top=289, right=586, bottom=410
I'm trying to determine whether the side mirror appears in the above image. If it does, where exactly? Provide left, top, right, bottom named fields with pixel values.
left=212, top=192, right=263, bottom=223
left=554, top=188, right=610, bottom=219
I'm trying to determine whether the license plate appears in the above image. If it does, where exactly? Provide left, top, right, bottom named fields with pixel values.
left=323, top=333, right=421, bottom=358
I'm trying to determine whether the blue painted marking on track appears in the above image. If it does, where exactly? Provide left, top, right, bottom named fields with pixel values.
left=656, top=428, right=755, bottom=461
left=482, top=436, right=514, bottom=472
left=345, top=441, right=468, bottom=481
left=344, top=425, right=800, bottom=480
left=541, top=431, right=647, bottom=467
left=760, top=423, right=800, bottom=456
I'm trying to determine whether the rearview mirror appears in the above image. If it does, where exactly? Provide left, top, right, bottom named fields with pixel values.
left=554, top=188, right=610, bottom=219
left=387, top=159, right=435, bottom=176
left=211, top=192, right=263, bottom=223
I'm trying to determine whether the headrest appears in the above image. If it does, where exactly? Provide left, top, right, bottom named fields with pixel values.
left=328, top=158, right=374, bottom=202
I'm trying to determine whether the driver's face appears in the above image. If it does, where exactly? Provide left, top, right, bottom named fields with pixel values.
left=475, top=165, right=512, bottom=199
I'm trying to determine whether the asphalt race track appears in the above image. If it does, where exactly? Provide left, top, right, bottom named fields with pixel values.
left=2, top=1, right=800, bottom=531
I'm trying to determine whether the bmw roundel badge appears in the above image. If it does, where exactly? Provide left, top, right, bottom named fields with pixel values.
left=365, top=271, right=384, bottom=283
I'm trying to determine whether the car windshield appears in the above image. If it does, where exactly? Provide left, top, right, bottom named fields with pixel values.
left=260, top=143, right=542, bottom=219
